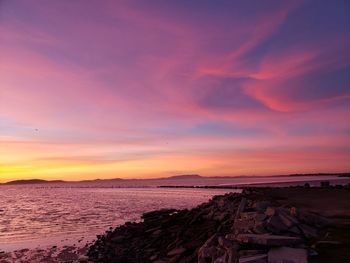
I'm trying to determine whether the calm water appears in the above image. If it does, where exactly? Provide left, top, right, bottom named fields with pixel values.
left=0, top=187, right=236, bottom=251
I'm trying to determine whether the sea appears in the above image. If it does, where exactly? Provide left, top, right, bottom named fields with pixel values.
left=0, top=175, right=349, bottom=252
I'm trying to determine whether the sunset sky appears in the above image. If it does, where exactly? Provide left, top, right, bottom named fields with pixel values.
left=1, top=0, right=350, bottom=182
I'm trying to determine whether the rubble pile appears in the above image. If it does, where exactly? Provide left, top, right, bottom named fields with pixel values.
left=87, top=191, right=331, bottom=263
left=198, top=196, right=330, bottom=263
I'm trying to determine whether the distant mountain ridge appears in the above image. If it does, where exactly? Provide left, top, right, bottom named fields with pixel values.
left=1, top=173, right=349, bottom=185
left=3, top=179, right=65, bottom=185
left=161, top=174, right=202, bottom=180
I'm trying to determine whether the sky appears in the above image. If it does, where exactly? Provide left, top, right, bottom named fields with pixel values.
left=1, top=0, right=350, bottom=182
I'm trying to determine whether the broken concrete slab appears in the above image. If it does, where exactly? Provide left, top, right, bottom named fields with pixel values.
left=239, top=250, right=266, bottom=257
left=268, top=247, right=307, bottom=263
left=239, top=254, right=267, bottom=263
left=253, top=201, right=272, bottom=212
left=235, top=198, right=247, bottom=220
left=233, top=218, right=256, bottom=234
left=236, top=234, right=303, bottom=246
left=277, top=209, right=299, bottom=228
left=240, top=212, right=258, bottom=220
left=166, top=247, right=186, bottom=257
left=298, top=223, right=318, bottom=239
left=265, top=215, right=289, bottom=234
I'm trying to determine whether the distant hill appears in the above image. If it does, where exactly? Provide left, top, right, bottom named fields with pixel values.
left=3, top=179, right=66, bottom=185
left=78, top=178, right=124, bottom=183
left=163, top=174, right=202, bottom=180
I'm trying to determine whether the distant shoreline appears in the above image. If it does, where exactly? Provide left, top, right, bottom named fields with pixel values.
left=1, top=172, right=349, bottom=185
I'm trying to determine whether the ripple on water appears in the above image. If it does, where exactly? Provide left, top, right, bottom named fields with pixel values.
left=0, top=186, right=236, bottom=250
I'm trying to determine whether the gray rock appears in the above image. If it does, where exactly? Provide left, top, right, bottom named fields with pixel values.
left=235, top=198, right=247, bottom=220
left=236, top=234, right=303, bottom=246
left=268, top=247, right=307, bottom=263
left=239, top=250, right=266, bottom=257
left=239, top=254, right=267, bottom=263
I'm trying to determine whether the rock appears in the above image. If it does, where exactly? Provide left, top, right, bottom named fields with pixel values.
left=265, top=215, right=289, bottom=234
left=214, top=254, right=228, bottom=263
left=265, top=207, right=276, bottom=217
left=87, top=191, right=330, bottom=263
left=233, top=218, right=255, bottom=234
left=253, top=220, right=268, bottom=234
left=239, top=250, right=265, bottom=257
left=236, top=234, right=303, bottom=246
left=167, top=247, right=186, bottom=257
left=202, top=234, right=220, bottom=247
left=198, top=234, right=221, bottom=262
left=240, top=212, right=257, bottom=220
left=268, top=247, right=307, bottom=263
left=298, top=223, right=318, bottom=239
left=225, top=233, right=237, bottom=241
left=290, top=207, right=298, bottom=217
left=297, top=211, right=330, bottom=228
left=235, top=198, right=247, bottom=219
left=255, top=213, right=267, bottom=222
left=226, top=247, right=239, bottom=263
left=149, top=255, right=158, bottom=261
left=142, top=209, right=177, bottom=220
left=315, top=240, right=342, bottom=249
left=288, top=226, right=302, bottom=235
left=253, top=201, right=272, bottom=212
left=218, top=237, right=238, bottom=250
left=277, top=209, right=298, bottom=228
left=239, top=254, right=267, bottom=263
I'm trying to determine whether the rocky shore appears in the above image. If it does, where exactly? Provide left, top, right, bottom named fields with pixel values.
left=87, top=187, right=350, bottom=263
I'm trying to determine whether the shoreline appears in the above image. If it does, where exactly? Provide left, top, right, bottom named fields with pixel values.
left=158, top=177, right=350, bottom=189
left=1, top=185, right=349, bottom=262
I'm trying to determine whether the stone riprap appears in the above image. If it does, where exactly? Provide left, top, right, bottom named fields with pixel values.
left=86, top=189, right=331, bottom=263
